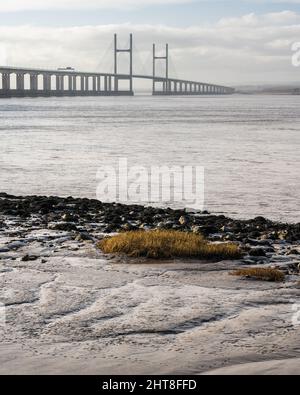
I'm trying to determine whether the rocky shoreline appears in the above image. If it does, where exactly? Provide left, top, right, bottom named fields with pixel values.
left=0, top=192, right=299, bottom=273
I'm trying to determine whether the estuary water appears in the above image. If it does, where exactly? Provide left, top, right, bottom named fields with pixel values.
left=0, top=94, right=299, bottom=222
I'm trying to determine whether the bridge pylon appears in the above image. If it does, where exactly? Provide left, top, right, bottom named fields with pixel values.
left=114, top=33, right=134, bottom=95
left=152, top=43, right=169, bottom=95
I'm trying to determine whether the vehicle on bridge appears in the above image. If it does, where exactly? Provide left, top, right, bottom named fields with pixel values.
left=57, top=67, right=75, bottom=71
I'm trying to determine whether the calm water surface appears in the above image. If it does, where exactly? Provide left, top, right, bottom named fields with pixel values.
left=0, top=94, right=299, bottom=222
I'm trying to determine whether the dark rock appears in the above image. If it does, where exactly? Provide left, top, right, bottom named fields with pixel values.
left=21, top=254, right=39, bottom=262
left=249, top=231, right=261, bottom=239
left=51, top=223, right=78, bottom=232
left=103, top=225, right=116, bottom=233
left=254, top=216, right=268, bottom=224
left=249, top=248, right=267, bottom=257
left=75, top=232, right=94, bottom=241
left=200, top=225, right=219, bottom=236
left=120, top=223, right=138, bottom=232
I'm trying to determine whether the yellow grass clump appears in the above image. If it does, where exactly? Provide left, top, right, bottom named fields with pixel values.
left=98, top=230, right=242, bottom=260
left=230, top=267, right=285, bottom=282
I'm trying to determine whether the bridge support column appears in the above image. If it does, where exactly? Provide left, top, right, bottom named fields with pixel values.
left=43, top=74, right=49, bottom=91
left=61, top=75, right=65, bottom=91
left=97, top=76, right=101, bottom=92
left=85, top=76, right=89, bottom=91
left=104, top=76, right=108, bottom=93
left=2, top=73, right=10, bottom=90
left=80, top=76, right=84, bottom=92
left=30, top=74, right=38, bottom=91
left=93, top=76, right=97, bottom=92
left=61, top=76, right=65, bottom=91
left=114, top=76, right=118, bottom=93
left=68, top=75, right=73, bottom=92
left=16, top=73, right=25, bottom=91
left=72, top=76, right=77, bottom=92
left=56, top=75, right=60, bottom=92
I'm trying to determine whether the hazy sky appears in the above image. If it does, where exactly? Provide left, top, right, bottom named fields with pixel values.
left=1, top=0, right=300, bottom=85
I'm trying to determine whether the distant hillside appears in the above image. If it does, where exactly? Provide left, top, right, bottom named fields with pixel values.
left=235, top=84, right=300, bottom=95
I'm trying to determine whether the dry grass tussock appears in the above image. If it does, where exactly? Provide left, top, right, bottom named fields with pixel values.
left=231, top=267, right=285, bottom=282
left=98, top=230, right=242, bottom=260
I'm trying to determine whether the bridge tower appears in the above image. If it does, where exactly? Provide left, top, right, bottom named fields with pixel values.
left=114, top=33, right=133, bottom=95
left=152, top=43, right=169, bottom=94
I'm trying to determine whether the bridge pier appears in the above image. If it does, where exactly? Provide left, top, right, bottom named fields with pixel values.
left=30, top=74, right=38, bottom=91
left=73, top=75, right=77, bottom=92
left=2, top=73, right=10, bottom=91
left=68, top=75, right=73, bottom=92
left=43, top=74, right=50, bottom=91
left=16, top=73, right=23, bottom=90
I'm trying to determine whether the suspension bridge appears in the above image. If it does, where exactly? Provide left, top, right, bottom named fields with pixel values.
left=0, top=34, right=234, bottom=98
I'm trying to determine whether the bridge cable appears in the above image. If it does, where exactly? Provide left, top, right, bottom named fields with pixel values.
left=94, top=37, right=114, bottom=74
left=169, top=55, right=179, bottom=80
left=132, top=43, right=152, bottom=76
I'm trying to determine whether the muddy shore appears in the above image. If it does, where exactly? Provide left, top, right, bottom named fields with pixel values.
left=0, top=193, right=299, bottom=375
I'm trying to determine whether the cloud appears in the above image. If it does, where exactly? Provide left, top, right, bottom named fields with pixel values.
left=0, top=0, right=196, bottom=12
left=1, top=11, right=300, bottom=84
